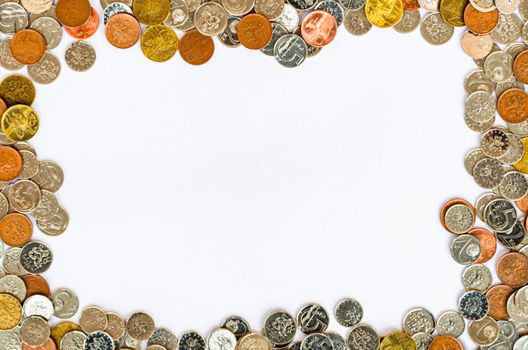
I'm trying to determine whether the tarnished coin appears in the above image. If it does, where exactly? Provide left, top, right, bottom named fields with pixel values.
left=0, top=3, right=28, bottom=35
left=20, top=316, right=49, bottom=347
left=207, top=328, right=236, bottom=350
left=22, top=274, right=50, bottom=298
left=297, top=304, right=330, bottom=334
left=132, top=0, right=169, bottom=25
left=462, top=264, right=493, bottom=292
left=436, top=311, right=465, bottom=337
left=65, top=41, right=96, bottom=72
left=0, top=294, right=22, bottom=330
left=346, top=324, right=379, bottom=350
left=274, top=34, right=308, bottom=68
left=179, top=332, right=205, bottom=350
left=60, top=331, right=85, bottom=350
left=465, top=91, right=495, bottom=122
left=140, top=25, right=178, bottom=62
left=263, top=311, right=296, bottom=346
left=0, top=213, right=31, bottom=247
left=179, top=30, right=214, bottom=65
left=497, top=252, right=528, bottom=288
left=20, top=240, right=52, bottom=273
left=459, top=291, right=489, bottom=320
left=37, top=206, right=69, bottom=236
left=474, top=158, right=505, bottom=189
left=127, top=312, right=155, bottom=340
left=450, top=234, right=481, bottom=265
left=31, top=160, right=63, bottom=192
left=148, top=328, right=179, bottom=350
left=84, top=331, right=114, bottom=350
left=481, top=128, right=510, bottom=158
left=237, top=333, right=271, bottom=350
left=194, top=2, right=228, bottom=36
left=22, top=294, right=53, bottom=319
left=80, top=306, right=108, bottom=333
left=51, top=288, right=79, bottom=319
left=3, top=247, right=25, bottom=275
left=394, top=10, right=420, bottom=33
left=492, top=14, right=522, bottom=44
left=105, top=312, right=126, bottom=341
left=440, top=0, right=467, bottom=27
left=254, top=0, right=283, bottom=19
left=469, top=316, right=500, bottom=346
left=0, top=75, right=35, bottom=107
left=335, top=298, right=363, bottom=328
left=301, top=333, right=333, bottom=350
left=344, top=8, right=372, bottom=35
left=364, top=0, right=403, bottom=28
left=29, top=17, right=62, bottom=50
left=222, top=316, right=250, bottom=339
left=402, top=308, right=435, bottom=335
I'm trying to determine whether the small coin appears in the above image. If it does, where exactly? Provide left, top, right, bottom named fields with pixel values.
left=222, top=316, right=250, bottom=339
left=335, top=298, right=363, bottom=328
left=459, top=291, right=489, bottom=320
left=80, top=306, right=108, bottom=333
left=485, top=51, right=514, bottom=83
left=127, top=312, right=155, bottom=340
left=65, top=41, right=96, bottom=72
left=20, top=240, right=52, bottom=274
left=148, top=328, right=179, bottom=350
left=23, top=294, right=53, bottom=320
left=411, top=333, right=432, bottom=350
left=106, top=13, right=140, bottom=49
left=55, top=0, right=91, bottom=27
left=484, top=199, right=517, bottom=232
left=508, top=291, right=528, bottom=323
left=297, top=304, right=329, bottom=334
left=462, top=264, right=493, bottom=292
left=0, top=330, right=22, bottom=350
left=497, top=252, right=528, bottom=288
left=393, top=10, right=420, bottom=33
left=451, top=234, right=481, bottom=265
left=237, top=333, right=271, bottom=350
left=364, top=0, right=403, bottom=28
left=30, top=189, right=59, bottom=222
left=301, top=10, right=337, bottom=47
left=346, top=324, right=379, bottom=350
left=194, top=2, right=228, bottom=36
left=141, top=25, right=178, bottom=62
left=500, top=133, right=524, bottom=164
left=85, top=331, right=114, bottom=350
left=499, top=172, right=528, bottom=200
left=263, top=310, right=296, bottom=346
left=20, top=316, right=49, bottom=347
left=51, top=287, right=79, bottom=319
left=436, top=311, right=465, bottom=337
left=0, top=75, right=35, bottom=107
left=103, top=312, right=125, bottom=341
left=179, top=30, right=214, bottom=65
left=132, top=0, right=169, bottom=25
left=50, top=321, right=82, bottom=348
left=179, top=332, right=205, bottom=350
left=64, top=7, right=99, bottom=39
left=301, top=333, right=333, bottom=350
left=469, top=316, right=500, bottom=346
left=498, top=89, right=528, bottom=124
left=402, top=308, right=434, bottom=335
left=274, top=34, right=308, bottom=68
left=344, top=8, right=372, bottom=35
left=0, top=146, right=22, bottom=181
left=237, top=13, right=272, bottom=49
left=27, top=52, right=61, bottom=85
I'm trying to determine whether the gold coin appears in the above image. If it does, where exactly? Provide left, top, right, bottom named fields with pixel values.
left=365, top=0, right=403, bottom=28
left=440, top=0, right=468, bottom=27
left=0, top=293, right=22, bottom=330
left=514, top=137, right=528, bottom=174
left=1, top=105, right=39, bottom=142
left=0, top=75, right=36, bottom=107
left=380, top=332, right=417, bottom=350
left=132, top=0, right=170, bottom=25
left=50, top=322, right=81, bottom=348
left=140, top=25, right=179, bottom=62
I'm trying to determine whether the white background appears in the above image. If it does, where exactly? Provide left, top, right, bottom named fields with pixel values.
left=25, top=12, right=490, bottom=344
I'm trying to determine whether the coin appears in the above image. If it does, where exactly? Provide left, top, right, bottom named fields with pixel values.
left=276, top=3, right=299, bottom=31
left=148, top=328, right=178, bottom=350
left=179, top=332, right=205, bottom=350
left=461, top=32, right=494, bottom=59
left=219, top=17, right=240, bottom=48
left=0, top=75, right=35, bottom=107
left=263, top=311, right=296, bottom=346
left=500, top=172, right=528, bottom=200
left=335, top=299, right=363, bottom=328
left=514, top=51, right=528, bottom=84
left=344, top=8, right=372, bottom=35
left=36, top=206, right=68, bottom=236
left=0, top=330, right=22, bottom=350
left=0, top=213, right=32, bottom=247
left=20, top=316, right=49, bottom=346
left=237, top=333, right=271, bottom=350
left=254, top=0, right=283, bottom=19
left=237, top=14, right=272, bottom=49
left=85, top=332, right=114, bottom=350
left=132, top=0, right=169, bottom=25
left=31, top=160, right=63, bottom=192
left=0, top=146, right=22, bottom=181
left=444, top=204, right=475, bottom=234
left=22, top=274, right=50, bottom=298
left=106, top=13, right=140, bottom=49
left=466, top=91, right=495, bottom=122
left=274, top=34, right=307, bottom=68
left=30, top=190, right=59, bottom=222
left=55, top=0, right=91, bottom=27
left=27, top=52, right=61, bottom=85
left=485, top=199, right=517, bottom=232
left=379, top=332, right=416, bottom=350
left=50, top=321, right=81, bottom=348
left=498, top=89, right=528, bottom=124
left=103, top=2, right=133, bottom=24
left=474, top=158, right=505, bottom=188
left=402, top=308, right=434, bottom=335
left=65, top=41, right=96, bottom=72
left=64, top=7, right=99, bottom=39
left=485, top=51, right=514, bottom=83
left=30, top=17, right=62, bottom=50
left=440, top=198, right=476, bottom=231
left=6, top=179, right=41, bottom=213
left=0, top=3, right=28, bottom=35
left=481, top=128, right=510, bottom=158
left=23, top=294, right=53, bottom=320
left=208, top=329, right=236, bottom=350
left=105, top=312, right=126, bottom=341
left=497, top=252, right=528, bottom=288
left=500, top=133, right=524, bottom=164
left=492, top=14, right=522, bottom=44
left=194, top=2, right=228, bottom=36
left=315, top=1, right=345, bottom=26
left=393, top=10, right=420, bottom=33
left=80, top=306, right=108, bottom=333
left=469, top=316, right=500, bottom=346
left=0, top=294, right=22, bottom=330
left=51, top=288, right=79, bottom=319
left=127, top=312, right=155, bottom=340
left=297, top=304, right=330, bottom=334
left=459, top=291, right=489, bottom=320
left=301, top=10, right=337, bottom=47
left=488, top=285, right=516, bottom=319
left=179, top=30, right=214, bottom=65
left=164, top=0, right=188, bottom=27
left=365, top=0, right=403, bottom=27
left=0, top=41, right=24, bottom=71
left=20, top=240, right=52, bottom=273
left=346, top=325, right=379, bottom=350
left=58, top=330, right=84, bottom=350
left=465, top=5, right=498, bottom=34
left=436, top=311, right=465, bottom=337
left=411, top=333, right=431, bottom=350
left=462, top=264, right=493, bottom=292
left=140, top=25, right=178, bottom=62
left=3, top=247, right=25, bottom=275
left=0, top=275, right=26, bottom=301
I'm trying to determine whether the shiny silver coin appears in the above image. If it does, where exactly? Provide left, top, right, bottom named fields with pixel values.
left=327, top=333, right=346, bottom=350
left=402, top=308, right=435, bottom=335
left=484, top=51, right=514, bottom=83
left=84, top=331, right=115, bottom=350
left=335, top=298, right=363, bottom=328
left=514, top=336, right=528, bottom=350
left=499, top=172, right=528, bottom=200
left=222, top=316, right=250, bottom=339
left=450, top=234, right=482, bottom=265
left=301, top=333, right=333, bottom=350
left=274, top=34, right=308, bottom=68
left=22, top=294, right=54, bottom=320
left=31, top=160, right=63, bottom=192
left=346, top=324, right=379, bottom=350
left=465, top=70, right=494, bottom=94
left=5, top=179, right=41, bottom=213
left=444, top=204, right=474, bottom=234
left=297, top=304, right=330, bottom=334
left=420, top=13, right=454, bottom=45
left=61, top=331, right=86, bottom=350
left=207, top=328, right=236, bottom=350
left=261, top=22, right=287, bottom=56
left=178, top=332, right=205, bottom=350
left=148, top=328, right=179, bottom=350
left=52, top=287, right=79, bottom=319
left=436, top=310, right=465, bottom=337
left=164, top=0, right=188, bottom=27
left=29, top=189, right=59, bottom=221
left=459, top=291, right=489, bottom=320
left=484, top=199, right=517, bottom=232
left=276, top=4, right=299, bottom=32
left=263, top=310, right=296, bottom=346
left=496, top=219, right=526, bottom=248
left=462, top=264, right=493, bottom=292
left=508, top=293, right=528, bottom=323
left=20, top=240, right=52, bottom=274
left=0, top=2, right=28, bottom=35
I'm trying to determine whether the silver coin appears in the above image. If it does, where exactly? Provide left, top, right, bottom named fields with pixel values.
left=459, top=291, right=489, bottom=320
left=20, top=240, right=52, bottom=274
left=261, top=22, right=287, bottom=56
left=484, top=51, right=514, bottom=83
left=18, top=150, right=38, bottom=179
left=394, top=10, right=420, bottom=33
left=485, top=320, right=520, bottom=350
left=22, top=294, right=53, bottom=319
left=420, top=13, right=454, bottom=45
left=127, top=312, right=155, bottom=340
left=5, top=179, right=41, bottom=213
left=0, top=193, right=8, bottom=219
left=0, top=2, right=28, bottom=35
left=496, top=0, right=520, bottom=14
left=29, top=16, right=61, bottom=50
left=343, top=8, right=371, bottom=35
left=492, top=14, right=522, bottom=44
left=84, top=331, right=115, bottom=350
left=164, top=0, right=188, bottom=27
left=52, top=287, right=79, bottom=319
left=0, top=40, right=23, bottom=71
left=499, top=134, right=524, bottom=164
left=0, top=274, right=26, bottom=302
left=465, top=113, right=496, bottom=133
left=481, top=129, right=510, bottom=158
left=514, top=336, right=528, bottom=350
left=297, top=304, right=330, bottom=334
left=178, top=332, right=205, bottom=350
left=465, top=70, right=494, bottom=94
left=450, top=234, right=482, bottom=265
left=335, top=298, right=363, bottom=328
left=444, top=204, right=474, bottom=234
left=27, top=52, right=61, bottom=84
left=339, top=0, right=366, bottom=9
left=418, top=0, right=439, bottom=11
left=148, top=328, right=179, bottom=350
left=61, top=331, right=86, bottom=350
left=103, top=2, right=132, bottom=24
left=207, top=328, right=236, bottom=350
left=411, top=332, right=433, bottom=350
left=222, top=316, right=250, bottom=339
left=0, top=330, right=22, bottom=350
left=465, top=149, right=488, bottom=176
left=327, top=333, right=346, bottom=350
left=30, top=189, right=59, bottom=222
left=263, top=310, right=296, bottom=346
left=471, top=0, right=495, bottom=12
left=515, top=286, right=528, bottom=315
left=105, top=312, right=126, bottom=340
left=497, top=77, right=524, bottom=97
left=3, top=248, right=25, bottom=276
left=37, top=205, right=69, bottom=236
left=462, top=264, right=493, bottom=292
left=497, top=219, right=527, bottom=248
left=469, top=316, right=500, bottom=346
left=31, top=160, right=63, bottom=192
left=509, top=293, right=528, bottom=323
left=221, top=0, right=254, bottom=16
left=499, top=172, right=528, bottom=200
left=276, top=3, right=299, bottom=32
left=218, top=17, right=240, bottom=48
left=287, top=0, right=318, bottom=10
left=484, top=198, right=517, bottom=232
left=274, top=34, right=307, bottom=68
left=254, top=0, right=283, bottom=19
left=402, top=308, right=435, bottom=335
left=20, top=316, right=49, bottom=347
left=65, top=41, right=96, bottom=72
left=301, top=333, right=333, bottom=350
left=465, top=91, right=496, bottom=123
left=509, top=120, right=528, bottom=137
left=436, top=310, right=465, bottom=337
left=80, top=306, right=108, bottom=333
left=194, top=2, right=228, bottom=36
left=315, top=0, right=344, bottom=26
left=346, top=324, right=379, bottom=350
left=474, top=158, right=505, bottom=189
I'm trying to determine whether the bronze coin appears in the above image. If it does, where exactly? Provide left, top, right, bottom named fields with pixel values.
left=469, top=227, right=496, bottom=263
left=0, top=213, right=33, bottom=247
left=514, top=50, right=528, bottom=85
left=179, top=30, right=215, bottom=65
left=486, top=284, right=514, bottom=320
left=497, top=252, right=528, bottom=288
left=9, top=29, right=46, bottom=65
left=22, top=338, right=56, bottom=350
left=516, top=195, right=528, bottom=212
left=64, top=7, right=99, bottom=40
left=429, top=336, right=462, bottom=350
left=0, top=146, right=22, bottom=181
left=498, top=88, right=528, bottom=124
left=402, top=0, right=420, bottom=10
left=0, top=99, right=6, bottom=117
left=301, top=10, right=338, bottom=47
left=105, top=13, right=141, bottom=49
left=440, top=198, right=476, bottom=233
left=464, top=4, right=498, bottom=35
left=22, top=275, right=51, bottom=298
left=237, top=14, right=273, bottom=50
left=56, top=0, right=91, bottom=27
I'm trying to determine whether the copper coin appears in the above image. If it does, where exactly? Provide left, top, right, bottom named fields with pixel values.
left=516, top=195, right=528, bottom=212
left=105, top=13, right=141, bottom=49
left=497, top=252, right=528, bottom=288
left=55, top=0, right=91, bottom=27
left=464, top=5, right=499, bottom=35
left=498, top=88, right=528, bottom=124
left=64, top=7, right=99, bottom=39
left=0, top=213, right=33, bottom=247
left=237, top=14, right=273, bottom=50
left=301, top=10, right=337, bottom=47
left=514, top=50, right=528, bottom=84
left=0, top=146, right=22, bottom=181
left=402, top=0, right=420, bottom=10
left=22, top=338, right=56, bottom=350
left=469, top=227, right=496, bottom=263
left=9, top=29, right=46, bottom=65
left=486, top=284, right=514, bottom=320
left=22, top=275, right=51, bottom=298
left=429, top=336, right=463, bottom=350
left=0, top=99, right=6, bottom=117
left=179, top=30, right=215, bottom=65
left=440, top=198, right=476, bottom=233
